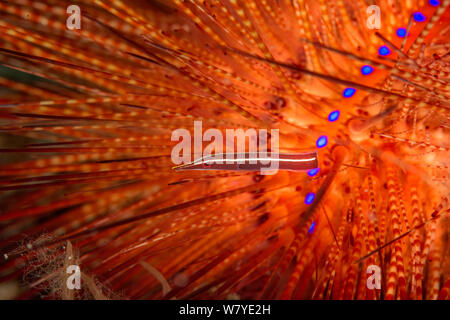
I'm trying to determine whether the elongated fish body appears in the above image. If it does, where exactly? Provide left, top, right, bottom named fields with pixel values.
left=173, top=152, right=318, bottom=172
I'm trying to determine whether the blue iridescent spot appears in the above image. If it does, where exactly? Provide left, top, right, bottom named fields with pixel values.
left=316, top=136, right=328, bottom=148
left=308, top=221, right=316, bottom=234
left=305, top=192, right=315, bottom=205
left=396, top=28, right=407, bottom=37
left=307, top=168, right=319, bottom=177
left=328, top=110, right=340, bottom=122
left=361, top=65, right=373, bottom=75
left=413, top=12, right=426, bottom=22
left=429, top=0, right=440, bottom=6
left=378, top=45, right=391, bottom=56
left=343, top=88, right=356, bottom=97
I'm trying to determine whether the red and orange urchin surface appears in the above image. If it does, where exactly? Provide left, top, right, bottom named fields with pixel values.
left=0, top=0, right=449, bottom=300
